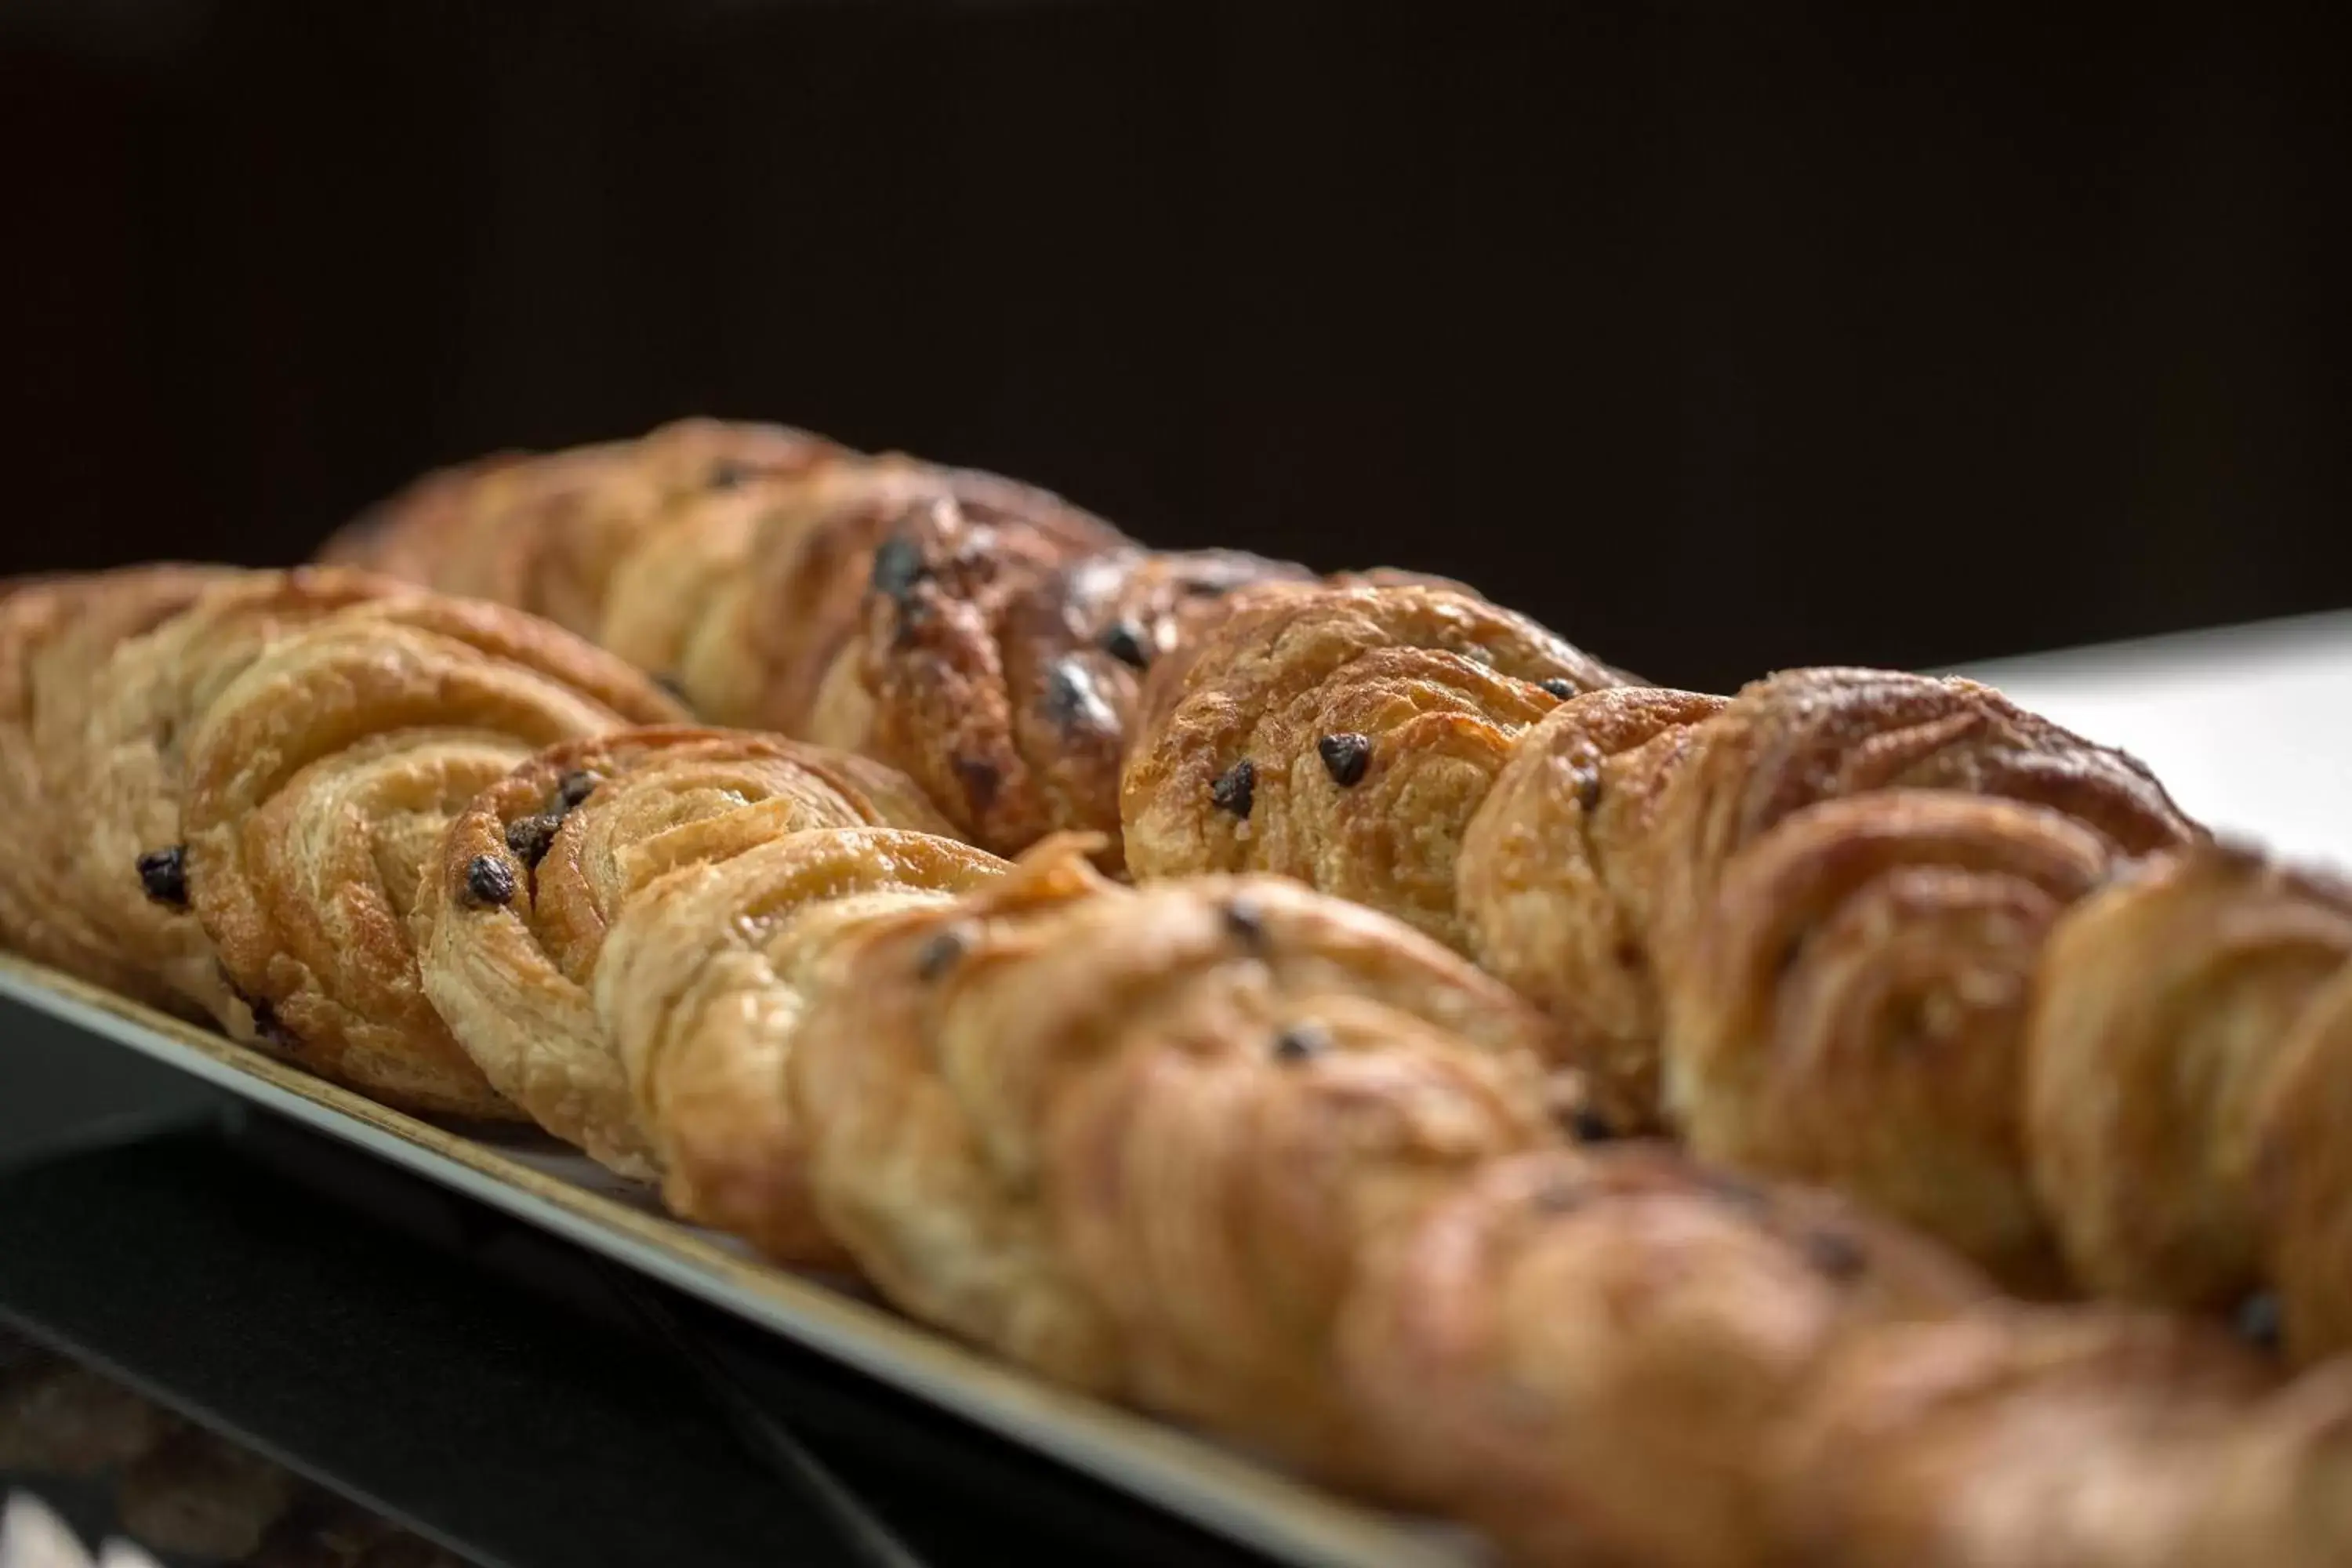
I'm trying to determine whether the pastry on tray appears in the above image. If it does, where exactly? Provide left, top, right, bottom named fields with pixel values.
left=1120, top=580, right=1631, bottom=949
left=419, top=726, right=956, bottom=1178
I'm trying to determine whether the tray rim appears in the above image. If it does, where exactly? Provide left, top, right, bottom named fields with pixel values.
left=0, top=955, right=1472, bottom=1568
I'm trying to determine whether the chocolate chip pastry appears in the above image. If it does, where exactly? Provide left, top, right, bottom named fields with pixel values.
left=1120, top=580, right=1632, bottom=949
left=816, top=494, right=1312, bottom=865
left=70, top=568, right=437, bottom=1031
left=321, top=418, right=840, bottom=640
left=174, top=597, right=684, bottom=1115
left=594, top=825, right=1006, bottom=1261
left=416, top=726, right=953, bottom=1176
left=2022, top=842, right=2352, bottom=1362
left=677, top=455, right=1127, bottom=737
left=1338, top=1145, right=1991, bottom=1567
left=788, top=835, right=1585, bottom=1478
left=0, top=565, right=231, bottom=1008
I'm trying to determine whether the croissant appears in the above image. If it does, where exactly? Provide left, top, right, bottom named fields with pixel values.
left=818, top=495, right=1312, bottom=864
left=71, top=568, right=434, bottom=1029
left=417, top=726, right=953, bottom=1174
left=790, top=837, right=1577, bottom=1476
left=683, top=456, right=1127, bottom=735
left=1338, top=1145, right=1989, bottom=1568
left=1766, top=1309, right=2275, bottom=1568
left=1455, top=686, right=1730, bottom=1121
left=176, top=599, right=684, bottom=1114
left=1120, top=582, right=1631, bottom=949
left=592, top=825, right=1007, bottom=1260
left=2023, top=843, right=2352, bottom=1315
left=1664, top=790, right=2115, bottom=1290
left=1641, top=666, right=2198, bottom=991
left=0, top=565, right=230, bottom=1007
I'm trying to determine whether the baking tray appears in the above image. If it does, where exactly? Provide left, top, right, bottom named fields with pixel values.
left=0, top=955, right=1478, bottom=1568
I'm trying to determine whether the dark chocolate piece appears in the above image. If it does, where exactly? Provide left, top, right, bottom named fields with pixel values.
left=464, top=855, right=517, bottom=908
left=1272, top=1022, right=1330, bottom=1063
left=1210, top=758, right=1256, bottom=818
left=1044, top=658, right=1118, bottom=735
left=1316, top=732, right=1372, bottom=787
left=1540, top=677, right=1577, bottom=699
left=1099, top=620, right=1151, bottom=670
left=869, top=533, right=928, bottom=606
left=136, top=846, right=189, bottom=909
left=505, top=813, right=563, bottom=869
left=916, top=924, right=972, bottom=982
left=556, top=770, right=603, bottom=809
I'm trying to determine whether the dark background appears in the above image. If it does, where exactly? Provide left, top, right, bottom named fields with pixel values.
left=4, top=1, right=2345, bottom=692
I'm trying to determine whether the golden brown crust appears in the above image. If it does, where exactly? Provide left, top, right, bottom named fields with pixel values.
left=1456, top=686, right=1729, bottom=1123
left=320, top=419, right=840, bottom=637
left=178, top=601, right=685, bottom=1116
left=593, top=826, right=1007, bottom=1261
left=793, top=837, right=1573, bottom=1475
left=418, top=727, right=953, bottom=1174
left=1338, top=1145, right=1989, bottom=1568
left=684, top=457, right=1127, bottom=732
left=1642, top=667, right=2199, bottom=990
left=1767, top=1310, right=2271, bottom=1568
left=1664, top=791, right=2114, bottom=1290
left=2024, top=842, right=2352, bottom=1310
left=1120, top=583, right=1632, bottom=950
left=2178, top=1355, right=2352, bottom=1568
left=74, top=568, right=428, bottom=1027
left=829, top=494, right=1311, bottom=864
left=2254, top=964, right=2352, bottom=1364
left=0, top=566, right=231, bottom=1007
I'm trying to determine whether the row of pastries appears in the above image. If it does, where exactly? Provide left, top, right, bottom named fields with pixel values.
left=2, top=416, right=2348, bottom=1566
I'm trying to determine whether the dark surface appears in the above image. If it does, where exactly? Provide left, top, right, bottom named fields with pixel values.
left=0, top=996, right=1272, bottom=1568
left=3, top=3, right=2348, bottom=691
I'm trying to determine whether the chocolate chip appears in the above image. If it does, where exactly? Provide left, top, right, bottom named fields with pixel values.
left=136, top=846, right=189, bottom=909
left=1099, top=620, right=1151, bottom=670
left=506, top=813, right=563, bottom=869
left=1567, top=1105, right=1619, bottom=1143
left=1272, top=1022, right=1330, bottom=1063
left=654, top=673, right=689, bottom=703
left=1572, top=767, right=1602, bottom=811
left=1210, top=758, right=1255, bottom=818
left=953, top=756, right=1002, bottom=812
left=2234, top=1293, right=2282, bottom=1352
left=707, top=459, right=753, bottom=490
left=1181, top=578, right=1232, bottom=598
left=1044, top=658, right=1118, bottom=734
left=870, top=533, right=928, bottom=607
left=1221, top=896, right=1267, bottom=949
left=1540, top=678, right=1577, bottom=700
left=1316, top=732, right=1372, bottom=787
left=1802, top=1229, right=1869, bottom=1282
left=248, top=995, right=296, bottom=1050
left=465, top=855, right=517, bottom=908
left=916, top=924, right=971, bottom=982
left=556, top=771, right=603, bottom=809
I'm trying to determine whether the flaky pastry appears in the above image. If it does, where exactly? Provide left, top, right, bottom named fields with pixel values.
left=177, top=601, right=684, bottom=1115
left=825, top=495, right=1311, bottom=863
left=2024, top=841, right=2352, bottom=1311
left=1339, top=1145, right=1988, bottom=1568
left=0, top=566, right=228, bottom=1006
left=686, top=456, right=1127, bottom=735
left=1640, top=666, right=2198, bottom=992
left=2255, top=964, right=2352, bottom=1364
left=418, top=727, right=953, bottom=1174
left=1455, top=686, right=1729, bottom=1122
left=1664, top=791, right=2114, bottom=1290
left=593, top=826, right=1007, bottom=1261
left=1120, top=582, right=1631, bottom=949
left=1767, top=1309, right=2271, bottom=1568
left=72, top=568, right=433, bottom=1028
left=792, top=837, right=1577, bottom=1475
